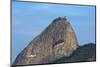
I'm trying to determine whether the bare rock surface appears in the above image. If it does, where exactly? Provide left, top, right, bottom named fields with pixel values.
left=13, top=17, right=79, bottom=65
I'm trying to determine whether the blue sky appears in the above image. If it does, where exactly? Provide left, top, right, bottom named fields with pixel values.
left=12, top=1, right=96, bottom=62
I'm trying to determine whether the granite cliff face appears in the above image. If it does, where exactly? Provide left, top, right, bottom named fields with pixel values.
left=51, top=43, right=96, bottom=64
left=13, top=17, right=79, bottom=65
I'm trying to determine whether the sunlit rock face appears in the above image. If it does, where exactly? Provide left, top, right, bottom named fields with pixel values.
left=13, top=17, right=79, bottom=65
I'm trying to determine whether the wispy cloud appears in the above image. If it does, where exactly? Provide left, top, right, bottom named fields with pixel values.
left=12, top=1, right=95, bottom=62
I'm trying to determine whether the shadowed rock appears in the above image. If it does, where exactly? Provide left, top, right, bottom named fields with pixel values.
left=51, top=43, right=96, bottom=64
left=13, top=16, right=79, bottom=65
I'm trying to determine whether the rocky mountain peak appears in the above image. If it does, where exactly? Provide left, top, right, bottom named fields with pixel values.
left=52, top=16, right=67, bottom=22
left=13, top=16, right=79, bottom=65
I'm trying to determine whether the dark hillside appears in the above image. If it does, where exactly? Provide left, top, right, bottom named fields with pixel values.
left=52, top=43, right=96, bottom=64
